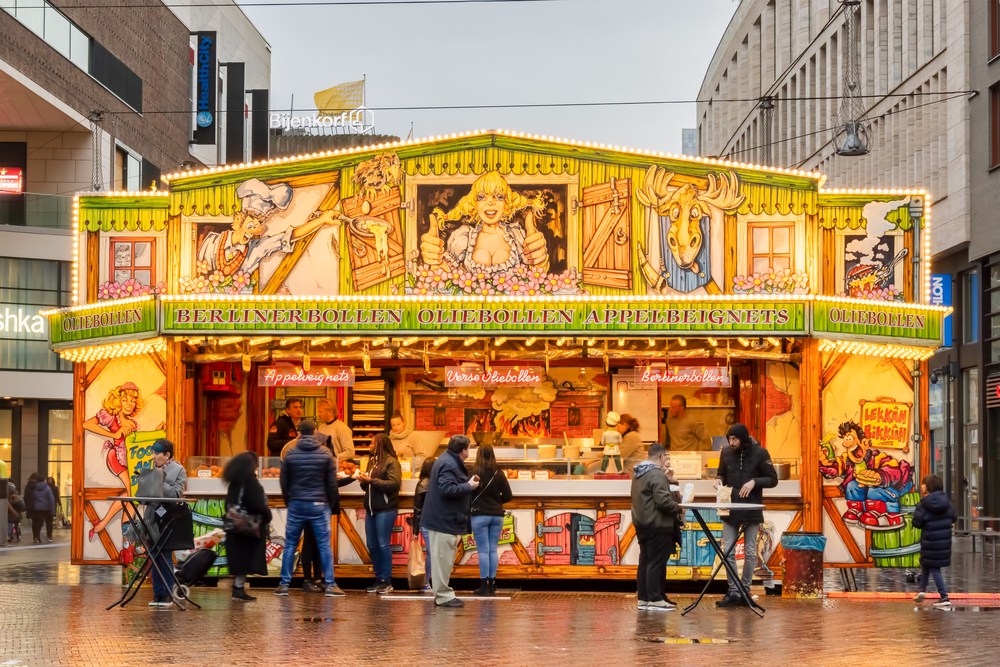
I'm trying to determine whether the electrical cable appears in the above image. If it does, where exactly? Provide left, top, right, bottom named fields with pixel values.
left=12, top=0, right=582, bottom=7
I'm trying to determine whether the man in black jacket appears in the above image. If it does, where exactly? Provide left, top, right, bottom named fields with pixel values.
left=275, top=420, right=343, bottom=597
left=421, top=435, right=480, bottom=607
left=713, top=423, right=778, bottom=608
left=267, top=398, right=303, bottom=457
left=631, top=443, right=680, bottom=611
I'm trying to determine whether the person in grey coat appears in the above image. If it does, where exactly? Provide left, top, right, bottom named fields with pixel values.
left=148, top=439, right=188, bottom=606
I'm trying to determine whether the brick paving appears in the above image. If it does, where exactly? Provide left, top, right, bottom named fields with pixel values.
left=1, top=539, right=1000, bottom=666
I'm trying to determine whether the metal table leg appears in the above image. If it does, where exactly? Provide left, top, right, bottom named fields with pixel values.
left=686, top=509, right=764, bottom=617
left=681, top=521, right=746, bottom=616
left=107, top=501, right=189, bottom=611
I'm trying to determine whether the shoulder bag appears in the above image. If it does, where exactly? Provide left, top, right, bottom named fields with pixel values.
left=223, top=485, right=262, bottom=538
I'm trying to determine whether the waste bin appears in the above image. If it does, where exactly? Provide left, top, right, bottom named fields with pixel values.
left=781, top=531, right=827, bottom=598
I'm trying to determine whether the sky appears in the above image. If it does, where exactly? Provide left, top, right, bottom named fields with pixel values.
left=241, top=0, right=739, bottom=154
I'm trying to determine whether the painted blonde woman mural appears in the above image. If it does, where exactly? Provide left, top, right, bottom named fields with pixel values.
left=83, top=382, right=145, bottom=542
left=419, top=172, right=549, bottom=274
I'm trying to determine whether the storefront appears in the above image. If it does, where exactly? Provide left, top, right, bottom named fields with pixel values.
left=46, top=131, right=947, bottom=581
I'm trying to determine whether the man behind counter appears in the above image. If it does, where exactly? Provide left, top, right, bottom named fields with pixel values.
left=665, top=395, right=712, bottom=452
left=317, top=398, right=355, bottom=460
left=267, top=398, right=303, bottom=457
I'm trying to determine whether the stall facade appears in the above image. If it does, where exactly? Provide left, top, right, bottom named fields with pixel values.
left=46, top=130, right=947, bottom=582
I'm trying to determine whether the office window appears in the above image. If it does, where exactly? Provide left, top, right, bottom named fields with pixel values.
left=963, top=269, right=980, bottom=344
left=993, top=0, right=1000, bottom=60
left=110, top=238, right=155, bottom=286
left=992, top=85, right=1000, bottom=169
left=749, top=223, right=794, bottom=273
left=114, top=146, right=141, bottom=192
left=0, top=0, right=90, bottom=71
left=0, top=257, right=71, bottom=372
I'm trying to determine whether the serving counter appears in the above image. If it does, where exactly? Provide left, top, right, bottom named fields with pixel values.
left=182, top=476, right=802, bottom=581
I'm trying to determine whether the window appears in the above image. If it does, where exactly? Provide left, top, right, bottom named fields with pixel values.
left=963, top=269, right=980, bottom=344
left=0, top=257, right=71, bottom=372
left=992, top=0, right=1000, bottom=60
left=987, top=258, right=1000, bottom=363
left=47, top=408, right=73, bottom=521
left=748, top=223, right=794, bottom=274
left=110, top=238, right=156, bottom=286
left=0, top=0, right=90, bottom=72
left=992, top=85, right=1000, bottom=169
left=963, top=368, right=980, bottom=519
left=0, top=408, right=11, bottom=478
left=114, top=145, right=141, bottom=192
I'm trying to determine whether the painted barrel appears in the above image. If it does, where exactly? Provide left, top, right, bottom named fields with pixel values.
left=869, top=491, right=922, bottom=567
left=781, top=532, right=827, bottom=598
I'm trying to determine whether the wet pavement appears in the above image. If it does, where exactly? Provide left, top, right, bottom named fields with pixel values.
left=1, top=536, right=999, bottom=665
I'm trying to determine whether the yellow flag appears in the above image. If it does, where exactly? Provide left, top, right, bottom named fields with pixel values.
left=314, top=80, right=364, bottom=118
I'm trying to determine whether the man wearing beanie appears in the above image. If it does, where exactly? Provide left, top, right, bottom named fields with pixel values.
left=713, top=423, right=777, bottom=608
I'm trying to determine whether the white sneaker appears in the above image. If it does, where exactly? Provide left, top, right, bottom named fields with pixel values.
left=646, top=600, right=674, bottom=612
left=912, top=592, right=926, bottom=602
left=637, top=599, right=648, bottom=610
left=933, top=599, right=951, bottom=609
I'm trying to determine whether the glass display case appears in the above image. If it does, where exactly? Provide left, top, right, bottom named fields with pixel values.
left=259, top=457, right=282, bottom=479
left=186, top=456, right=230, bottom=479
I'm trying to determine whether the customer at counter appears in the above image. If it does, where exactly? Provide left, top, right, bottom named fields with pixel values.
left=389, top=412, right=428, bottom=471
left=665, top=396, right=712, bottom=452
left=317, top=398, right=354, bottom=460
left=470, top=443, right=512, bottom=597
left=222, top=452, right=272, bottom=601
left=267, top=398, right=303, bottom=457
left=632, top=443, right=680, bottom=611
left=359, top=433, right=402, bottom=594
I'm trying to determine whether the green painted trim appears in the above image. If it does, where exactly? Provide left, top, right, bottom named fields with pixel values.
left=812, top=300, right=941, bottom=342
left=49, top=300, right=159, bottom=346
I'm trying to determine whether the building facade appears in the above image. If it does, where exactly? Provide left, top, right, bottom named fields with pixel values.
left=0, top=0, right=269, bottom=511
left=695, top=0, right=992, bottom=519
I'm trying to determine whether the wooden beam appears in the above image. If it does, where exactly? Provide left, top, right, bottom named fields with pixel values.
left=338, top=512, right=369, bottom=563
left=821, top=353, right=849, bottom=389
left=454, top=539, right=465, bottom=565
left=800, top=338, right=823, bottom=532
left=166, top=214, right=182, bottom=293
left=86, top=231, right=99, bottom=303
left=510, top=535, right=533, bottom=565
left=84, top=358, right=110, bottom=389
left=71, top=362, right=86, bottom=563
left=260, top=182, right=340, bottom=295
left=766, top=510, right=804, bottom=570
left=888, top=358, right=915, bottom=389
left=83, top=502, right=119, bottom=562
left=822, top=497, right=868, bottom=564
left=164, top=341, right=185, bottom=461
left=618, top=523, right=637, bottom=559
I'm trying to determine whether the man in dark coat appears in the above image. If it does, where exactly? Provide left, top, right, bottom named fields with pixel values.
left=912, top=474, right=956, bottom=608
left=267, top=398, right=303, bottom=457
left=631, top=443, right=680, bottom=611
left=274, top=420, right=341, bottom=597
left=421, top=435, right=480, bottom=607
left=714, top=423, right=777, bottom=608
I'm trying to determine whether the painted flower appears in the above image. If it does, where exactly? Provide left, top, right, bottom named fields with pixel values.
left=476, top=282, right=495, bottom=297
left=528, top=267, right=546, bottom=283
left=792, top=271, right=809, bottom=290
left=513, top=264, right=530, bottom=279
left=733, top=275, right=749, bottom=292
left=748, top=273, right=764, bottom=292
left=559, top=271, right=577, bottom=290
left=98, top=282, right=114, bottom=300
left=457, top=272, right=476, bottom=293
left=524, top=281, right=542, bottom=297
left=491, top=272, right=511, bottom=291
left=119, top=278, right=140, bottom=297
left=208, top=270, right=225, bottom=288
left=232, top=271, right=252, bottom=292
left=196, top=260, right=212, bottom=276
left=508, top=279, right=526, bottom=295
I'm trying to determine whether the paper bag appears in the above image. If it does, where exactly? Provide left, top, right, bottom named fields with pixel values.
left=407, top=539, right=426, bottom=590
left=717, top=485, right=733, bottom=517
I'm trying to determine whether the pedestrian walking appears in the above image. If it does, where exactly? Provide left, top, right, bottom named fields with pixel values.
left=412, top=457, right=435, bottom=592
left=421, top=435, right=480, bottom=607
left=46, top=477, right=63, bottom=533
left=631, top=443, right=680, bottom=611
left=7, top=480, right=25, bottom=542
left=25, top=473, right=56, bottom=544
left=714, top=423, right=778, bottom=608
left=275, top=419, right=344, bottom=597
left=222, top=452, right=273, bottom=601
left=359, top=433, right=402, bottom=594
left=912, top=474, right=956, bottom=609
left=148, top=438, right=187, bottom=606
left=470, top=443, right=512, bottom=596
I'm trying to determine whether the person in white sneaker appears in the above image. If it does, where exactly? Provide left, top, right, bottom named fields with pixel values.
left=911, top=474, right=956, bottom=609
left=631, top=443, right=680, bottom=611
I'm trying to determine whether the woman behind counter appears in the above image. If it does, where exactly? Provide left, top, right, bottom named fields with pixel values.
left=222, top=451, right=272, bottom=601
left=389, top=412, right=427, bottom=472
left=358, top=433, right=402, bottom=594
left=470, top=444, right=512, bottom=597
left=617, top=414, right=646, bottom=476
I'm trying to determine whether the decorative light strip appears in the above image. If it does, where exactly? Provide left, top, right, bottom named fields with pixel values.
left=72, top=196, right=80, bottom=304
left=160, top=129, right=826, bottom=183
left=817, top=339, right=935, bottom=361
left=58, top=337, right=167, bottom=363
left=40, top=294, right=154, bottom=317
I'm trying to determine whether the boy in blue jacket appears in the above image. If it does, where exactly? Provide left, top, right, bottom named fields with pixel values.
left=912, top=474, right=956, bottom=609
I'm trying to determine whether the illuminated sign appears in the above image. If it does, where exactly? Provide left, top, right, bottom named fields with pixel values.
left=636, top=364, right=731, bottom=387
left=0, top=168, right=23, bottom=194
left=444, top=366, right=543, bottom=388
left=0, top=304, right=47, bottom=337
left=194, top=31, right=217, bottom=145
left=268, top=106, right=376, bottom=135
left=257, top=365, right=355, bottom=387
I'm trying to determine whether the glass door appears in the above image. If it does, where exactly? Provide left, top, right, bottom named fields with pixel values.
left=963, top=368, right=981, bottom=522
left=46, top=408, right=73, bottom=525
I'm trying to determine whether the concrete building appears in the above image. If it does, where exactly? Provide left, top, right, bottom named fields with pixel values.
left=696, top=0, right=993, bottom=519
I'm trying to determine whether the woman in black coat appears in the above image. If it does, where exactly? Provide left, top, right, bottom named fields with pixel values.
left=911, top=474, right=956, bottom=608
left=222, top=452, right=273, bottom=601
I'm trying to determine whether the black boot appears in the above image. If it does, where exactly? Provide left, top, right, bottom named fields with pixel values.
left=232, top=585, right=256, bottom=601
left=486, top=578, right=496, bottom=597
left=473, top=578, right=490, bottom=596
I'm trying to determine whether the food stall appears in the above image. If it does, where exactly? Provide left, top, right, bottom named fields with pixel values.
left=46, top=130, right=947, bottom=582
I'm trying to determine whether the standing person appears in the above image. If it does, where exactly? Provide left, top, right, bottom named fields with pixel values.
left=267, top=397, right=303, bottom=457
left=713, top=423, right=778, bottom=608
left=317, top=398, right=355, bottom=460
left=631, top=443, right=680, bottom=611
left=617, top=414, right=647, bottom=476
left=222, top=452, right=273, bottom=601
left=411, top=457, right=435, bottom=592
left=275, top=419, right=343, bottom=597
left=7, top=480, right=25, bottom=542
left=26, top=473, right=55, bottom=544
left=912, top=474, right=957, bottom=609
left=665, top=395, right=712, bottom=451
left=46, top=477, right=61, bottom=535
left=470, top=443, right=512, bottom=596
left=389, top=412, right=427, bottom=472
left=148, top=439, right=187, bottom=606
left=358, top=433, right=402, bottom=594
left=421, top=435, right=480, bottom=607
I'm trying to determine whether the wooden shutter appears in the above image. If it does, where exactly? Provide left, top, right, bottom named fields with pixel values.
left=581, top=178, right=631, bottom=289
left=341, top=187, right=405, bottom=290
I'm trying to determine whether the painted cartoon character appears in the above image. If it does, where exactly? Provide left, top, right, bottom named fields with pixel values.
left=195, top=178, right=338, bottom=283
left=82, top=382, right=145, bottom=542
left=636, top=166, right=744, bottom=293
left=419, top=172, right=549, bottom=275
left=819, top=420, right=913, bottom=531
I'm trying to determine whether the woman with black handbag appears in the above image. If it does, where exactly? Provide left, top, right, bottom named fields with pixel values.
left=223, top=451, right=272, bottom=601
left=470, top=443, right=512, bottom=596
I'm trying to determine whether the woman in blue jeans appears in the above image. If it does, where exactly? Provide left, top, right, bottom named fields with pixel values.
left=470, top=444, right=512, bottom=596
left=359, top=433, right=401, bottom=594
